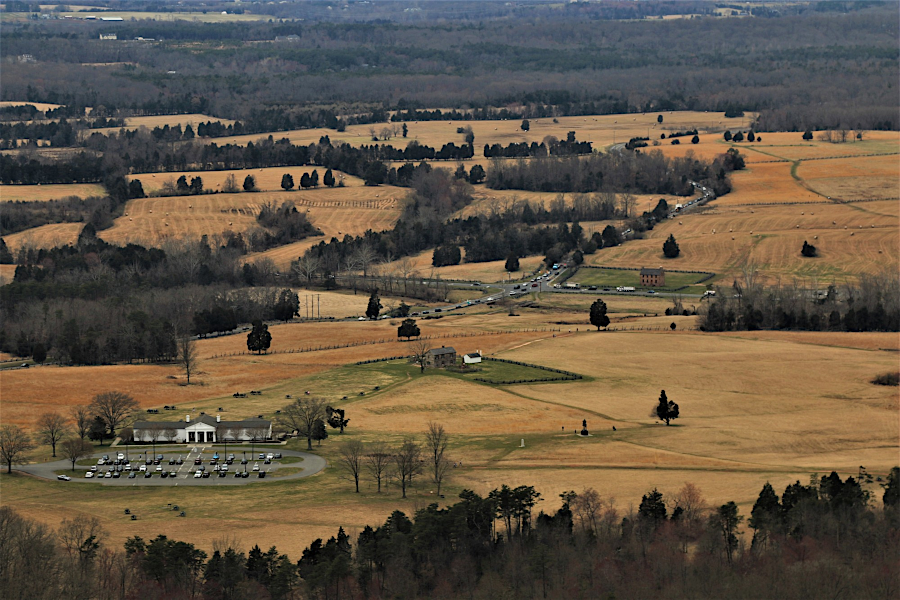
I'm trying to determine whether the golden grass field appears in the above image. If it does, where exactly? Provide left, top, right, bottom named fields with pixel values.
left=100, top=184, right=405, bottom=251
left=88, top=114, right=236, bottom=137
left=0, top=183, right=106, bottom=202
left=377, top=249, right=546, bottom=283
left=1, top=316, right=897, bottom=558
left=0, top=101, right=62, bottom=111
left=131, top=167, right=365, bottom=195
left=3, top=222, right=83, bottom=253
left=214, top=111, right=750, bottom=150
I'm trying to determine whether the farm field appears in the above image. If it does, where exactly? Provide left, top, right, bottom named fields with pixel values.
left=0, top=183, right=105, bottom=202
left=377, top=249, right=546, bottom=283
left=568, top=267, right=711, bottom=291
left=88, top=113, right=236, bottom=137
left=213, top=111, right=749, bottom=151
left=0, top=101, right=62, bottom=111
left=130, top=167, right=365, bottom=194
left=1, top=325, right=895, bottom=558
left=100, top=185, right=405, bottom=249
left=3, top=222, right=82, bottom=253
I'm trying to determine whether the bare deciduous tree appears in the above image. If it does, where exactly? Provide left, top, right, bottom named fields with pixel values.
left=0, top=425, right=35, bottom=473
left=393, top=438, right=423, bottom=499
left=411, top=340, right=432, bottom=373
left=424, top=422, right=450, bottom=497
left=279, top=397, right=327, bottom=450
left=570, top=487, right=603, bottom=535
left=339, top=439, right=365, bottom=493
left=163, top=426, right=180, bottom=445
left=178, top=335, right=199, bottom=385
left=293, top=254, right=321, bottom=286
left=37, top=412, right=68, bottom=457
left=89, top=392, right=138, bottom=438
left=72, top=405, right=92, bottom=441
left=61, top=438, right=94, bottom=472
left=365, top=442, right=392, bottom=493
left=58, top=515, right=106, bottom=567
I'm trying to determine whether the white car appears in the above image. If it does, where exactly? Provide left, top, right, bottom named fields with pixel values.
left=104, top=472, right=113, bottom=478
left=117, top=453, right=125, bottom=460
left=155, top=465, right=163, bottom=472
left=57, top=474, right=71, bottom=481
left=252, top=464, right=260, bottom=472
left=193, top=471, right=203, bottom=478
left=85, top=472, right=94, bottom=478
left=90, top=466, right=98, bottom=472
left=139, top=464, right=147, bottom=472
left=97, top=459, right=105, bottom=465
left=266, top=453, right=274, bottom=460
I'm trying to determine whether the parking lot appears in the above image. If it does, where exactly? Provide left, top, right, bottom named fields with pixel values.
left=22, top=446, right=326, bottom=486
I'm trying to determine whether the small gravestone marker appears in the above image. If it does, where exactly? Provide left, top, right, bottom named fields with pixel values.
left=520, top=439, right=525, bottom=448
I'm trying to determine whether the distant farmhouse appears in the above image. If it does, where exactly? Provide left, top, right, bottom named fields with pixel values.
left=132, top=414, right=271, bottom=444
left=426, top=346, right=457, bottom=368
left=640, top=267, right=666, bottom=287
left=99, top=33, right=117, bottom=40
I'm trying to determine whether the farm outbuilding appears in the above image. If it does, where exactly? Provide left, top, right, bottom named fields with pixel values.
left=463, top=352, right=482, bottom=364
left=132, top=415, right=272, bottom=444
left=426, top=346, right=457, bottom=368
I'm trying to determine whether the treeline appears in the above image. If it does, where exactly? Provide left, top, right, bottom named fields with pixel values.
left=700, top=271, right=900, bottom=332
left=2, top=468, right=897, bottom=599
left=0, top=132, right=465, bottom=186
left=0, top=118, right=126, bottom=148
left=485, top=149, right=738, bottom=196
left=482, top=132, right=593, bottom=158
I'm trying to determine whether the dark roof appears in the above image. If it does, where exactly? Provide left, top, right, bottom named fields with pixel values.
left=428, top=347, right=456, bottom=356
left=465, top=352, right=482, bottom=358
left=640, top=267, right=664, bottom=276
left=133, top=416, right=270, bottom=430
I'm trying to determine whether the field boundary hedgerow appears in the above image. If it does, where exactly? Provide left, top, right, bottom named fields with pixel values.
left=472, top=356, right=583, bottom=384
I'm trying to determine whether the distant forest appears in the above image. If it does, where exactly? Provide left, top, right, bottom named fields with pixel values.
left=1, top=2, right=897, bottom=132
left=2, top=470, right=898, bottom=599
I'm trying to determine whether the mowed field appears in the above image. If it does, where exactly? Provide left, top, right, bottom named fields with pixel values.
left=213, top=111, right=749, bottom=150
left=88, top=114, right=236, bottom=137
left=100, top=184, right=406, bottom=252
left=1, top=320, right=896, bottom=559
left=0, top=183, right=106, bottom=202
left=377, top=248, right=546, bottom=283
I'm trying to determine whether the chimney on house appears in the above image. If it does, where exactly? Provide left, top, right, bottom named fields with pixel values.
left=216, top=414, right=220, bottom=423
left=186, top=415, right=190, bottom=423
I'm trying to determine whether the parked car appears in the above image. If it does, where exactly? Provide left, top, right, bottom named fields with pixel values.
left=57, top=474, right=71, bottom=481
left=201, top=472, right=211, bottom=479
left=139, top=465, right=147, bottom=472
left=85, top=472, right=94, bottom=479
left=161, top=472, right=169, bottom=479
left=264, top=459, right=271, bottom=465
left=241, top=472, right=249, bottom=478
left=155, top=465, right=163, bottom=472
left=168, top=459, right=175, bottom=465
left=212, top=453, right=220, bottom=460
left=169, top=471, right=177, bottom=478
left=252, top=464, right=260, bottom=472
left=194, top=471, right=203, bottom=478
left=104, top=472, right=113, bottom=478
left=128, top=472, right=137, bottom=479
left=144, top=472, right=152, bottom=478
left=218, top=472, right=227, bottom=478
left=90, top=466, right=98, bottom=472
left=113, top=471, right=121, bottom=478
left=258, top=471, right=266, bottom=478
left=258, top=453, right=265, bottom=460
left=176, top=458, right=183, bottom=465
left=274, top=453, right=282, bottom=459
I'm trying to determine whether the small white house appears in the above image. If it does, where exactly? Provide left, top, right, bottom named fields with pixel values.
left=132, top=415, right=271, bottom=444
left=463, top=351, right=482, bottom=365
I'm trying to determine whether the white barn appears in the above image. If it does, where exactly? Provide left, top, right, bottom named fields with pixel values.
left=463, top=351, right=482, bottom=365
left=132, top=415, right=272, bottom=444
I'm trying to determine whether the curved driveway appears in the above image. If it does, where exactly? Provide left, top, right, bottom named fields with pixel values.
left=20, top=448, right=326, bottom=486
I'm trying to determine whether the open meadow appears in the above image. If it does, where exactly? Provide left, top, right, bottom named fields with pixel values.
left=1, top=317, right=896, bottom=558
left=0, top=183, right=106, bottom=203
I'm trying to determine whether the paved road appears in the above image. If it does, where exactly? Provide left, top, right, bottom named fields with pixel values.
left=21, top=447, right=326, bottom=487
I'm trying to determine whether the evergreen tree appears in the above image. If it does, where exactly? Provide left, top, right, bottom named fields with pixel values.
left=397, top=318, right=420, bottom=340
left=300, top=172, right=311, bottom=189
left=505, top=253, right=520, bottom=272
left=189, top=176, right=204, bottom=195
left=365, top=290, right=382, bottom=320
left=243, top=175, right=257, bottom=191
left=401, top=123, right=408, bottom=138
left=663, top=234, right=680, bottom=258
left=247, top=320, right=272, bottom=354
left=749, top=482, right=782, bottom=549
left=280, top=173, right=294, bottom=191
left=803, top=130, right=814, bottom=141
left=638, top=488, right=667, bottom=524
left=468, top=164, right=486, bottom=184
left=589, top=299, right=610, bottom=330
left=521, top=119, right=530, bottom=131
left=311, top=169, right=319, bottom=187
left=655, top=390, right=679, bottom=425
left=724, top=130, right=732, bottom=141
left=601, top=225, right=621, bottom=248
left=0, top=238, right=13, bottom=264
left=323, top=169, right=335, bottom=187
left=312, top=418, right=328, bottom=446
left=801, top=240, right=817, bottom=257
left=691, top=134, right=700, bottom=144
